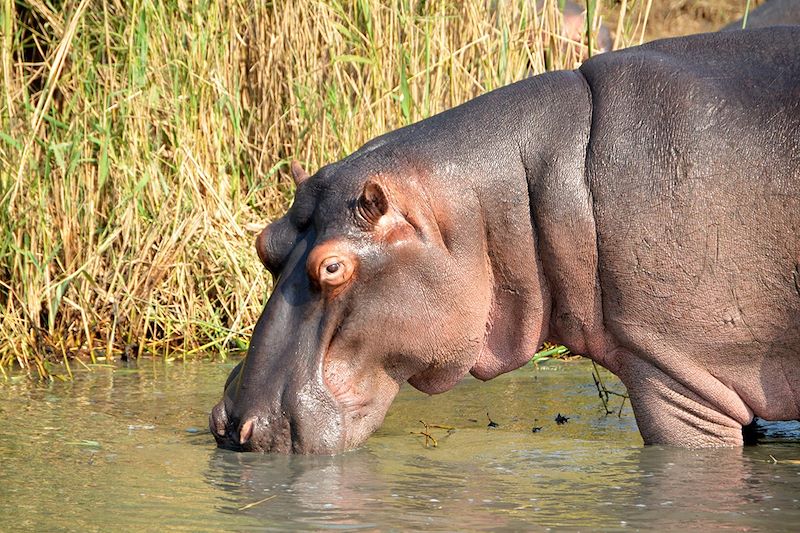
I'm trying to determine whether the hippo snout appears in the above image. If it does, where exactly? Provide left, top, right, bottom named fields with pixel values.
left=209, top=375, right=348, bottom=454
left=209, top=401, right=296, bottom=453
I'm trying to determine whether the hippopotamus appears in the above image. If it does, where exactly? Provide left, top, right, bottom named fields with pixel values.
left=722, top=0, right=800, bottom=30
left=210, top=27, right=800, bottom=453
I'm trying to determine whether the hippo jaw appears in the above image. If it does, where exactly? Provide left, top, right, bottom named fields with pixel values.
left=210, top=360, right=403, bottom=454
left=210, top=312, right=406, bottom=454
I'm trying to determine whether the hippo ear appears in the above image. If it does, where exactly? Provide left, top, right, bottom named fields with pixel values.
left=357, top=180, right=391, bottom=226
left=290, top=160, right=310, bottom=187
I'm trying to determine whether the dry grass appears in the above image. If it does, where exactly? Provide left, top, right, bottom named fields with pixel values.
left=0, top=0, right=706, bottom=378
left=642, top=0, right=764, bottom=39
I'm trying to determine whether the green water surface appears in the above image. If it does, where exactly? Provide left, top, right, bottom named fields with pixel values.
left=2, top=360, right=799, bottom=531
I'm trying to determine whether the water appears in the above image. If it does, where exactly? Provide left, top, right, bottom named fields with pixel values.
left=2, top=360, right=799, bottom=531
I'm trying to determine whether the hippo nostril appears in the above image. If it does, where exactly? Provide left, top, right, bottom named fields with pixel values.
left=209, top=402, right=228, bottom=437
left=209, top=415, right=221, bottom=436
left=239, top=417, right=256, bottom=445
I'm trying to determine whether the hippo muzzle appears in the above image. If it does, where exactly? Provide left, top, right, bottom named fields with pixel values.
left=209, top=232, right=345, bottom=454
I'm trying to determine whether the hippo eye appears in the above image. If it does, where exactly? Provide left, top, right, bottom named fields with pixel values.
left=308, top=244, right=358, bottom=294
left=317, top=256, right=354, bottom=290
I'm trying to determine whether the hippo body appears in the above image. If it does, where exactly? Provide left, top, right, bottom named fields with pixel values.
left=211, top=27, right=800, bottom=453
left=581, top=30, right=800, bottom=444
left=722, top=0, right=800, bottom=30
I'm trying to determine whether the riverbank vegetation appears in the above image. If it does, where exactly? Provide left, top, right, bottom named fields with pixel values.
left=0, top=0, right=752, bottom=378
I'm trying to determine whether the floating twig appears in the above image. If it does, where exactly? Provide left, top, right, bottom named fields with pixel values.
left=421, top=420, right=454, bottom=431
left=617, top=395, right=627, bottom=417
left=410, top=430, right=438, bottom=448
left=768, top=455, right=800, bottom=465
left=238, top=495, right=277, bottom=511
left=592, top=370, right=611, bottom=414
left=411, top=420, right=455, bottom=448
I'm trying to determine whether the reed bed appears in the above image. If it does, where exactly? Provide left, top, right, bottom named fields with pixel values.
left=1, top=0, right=658, bottom=378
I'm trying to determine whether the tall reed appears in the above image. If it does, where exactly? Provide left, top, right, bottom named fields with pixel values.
left=1, top=0, right=651, bottom=378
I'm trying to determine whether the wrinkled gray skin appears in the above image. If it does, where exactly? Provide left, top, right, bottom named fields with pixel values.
left=211, top=27, right=800, bottom=453
left=722, top=0, right=800, bottom=30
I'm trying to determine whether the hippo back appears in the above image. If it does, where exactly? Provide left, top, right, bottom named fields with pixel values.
left=722, top=0, right=800, bottom=30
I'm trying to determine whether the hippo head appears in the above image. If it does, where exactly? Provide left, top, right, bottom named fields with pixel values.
left=210, top=150, right=549, bottom=453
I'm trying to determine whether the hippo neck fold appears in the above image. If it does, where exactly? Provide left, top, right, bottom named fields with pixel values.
left=467, top=70, right=602, bottom=379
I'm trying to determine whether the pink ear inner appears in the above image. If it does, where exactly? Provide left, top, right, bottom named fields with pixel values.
left=358, top=180, right=390, bottom=225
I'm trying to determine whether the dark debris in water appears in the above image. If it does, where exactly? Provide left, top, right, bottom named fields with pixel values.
left=555, top=413, right=570, bottom=425
left=531, top=426, right=543, bottom=433
left=486, top=412, right=499, bottom=428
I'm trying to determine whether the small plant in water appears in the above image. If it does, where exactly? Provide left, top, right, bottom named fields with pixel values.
left=411, top=420, right=455, bottom=448
left=531, top=343, right=572, bottom=365
left=592, top=361, right=629, bottom=417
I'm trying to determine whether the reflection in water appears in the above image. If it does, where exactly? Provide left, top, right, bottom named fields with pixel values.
left=1, top=359, right=799, bottom=530
left=624, top=445, right=800, bottom=530
left=207, top=445, right=521, bottom=530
